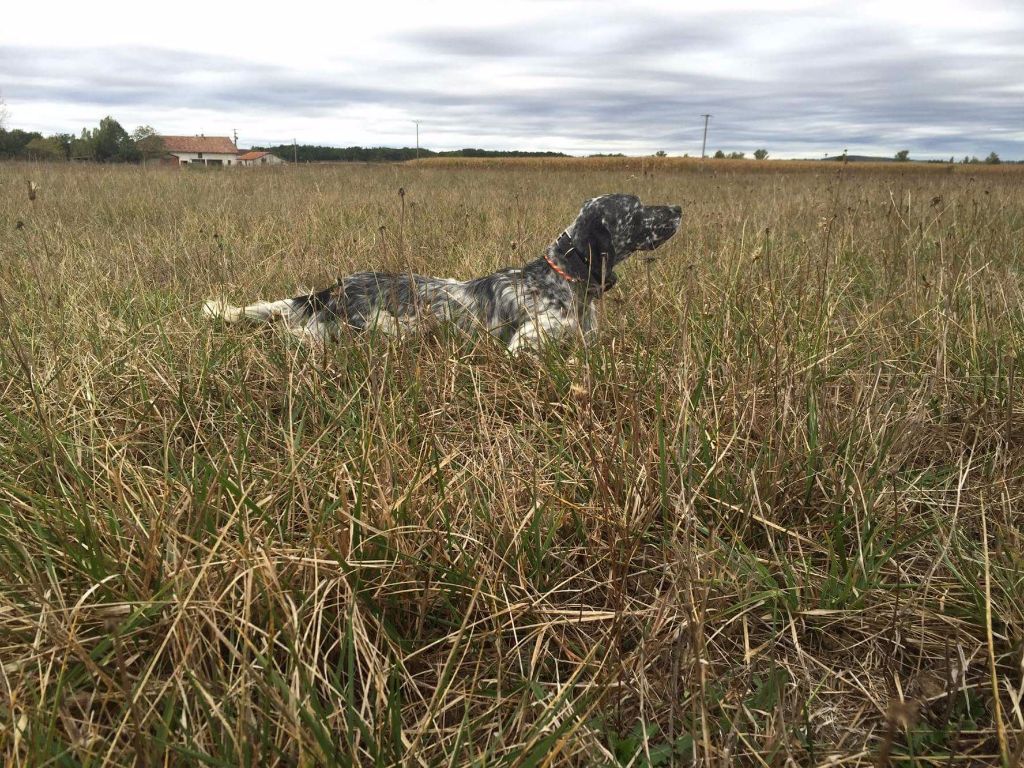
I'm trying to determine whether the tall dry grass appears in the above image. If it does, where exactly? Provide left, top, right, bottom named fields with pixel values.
left=1, top=160, right=1023, bottom=766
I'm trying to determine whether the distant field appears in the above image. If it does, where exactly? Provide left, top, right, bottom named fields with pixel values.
left=411, top=155, right=1020, bottom=174
left=1, top=160, right=1022, bottom=766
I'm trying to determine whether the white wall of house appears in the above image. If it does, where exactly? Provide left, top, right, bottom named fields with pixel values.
left=170, top=152, right=239, bottom=166
left=239, top=154, right=285, bottom=166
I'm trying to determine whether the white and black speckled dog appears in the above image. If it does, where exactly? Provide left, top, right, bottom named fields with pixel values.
left=203, top=194, right=681, bottom=352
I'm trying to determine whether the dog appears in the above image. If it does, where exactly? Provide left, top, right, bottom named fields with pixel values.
left=203, top=194, right=681, bottom=352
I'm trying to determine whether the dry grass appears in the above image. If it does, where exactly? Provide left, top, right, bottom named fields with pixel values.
left=1, top=160, right=1022, bottom=766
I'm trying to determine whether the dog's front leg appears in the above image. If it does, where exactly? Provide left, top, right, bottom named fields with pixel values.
left=507, top=312, right=570, bottom=353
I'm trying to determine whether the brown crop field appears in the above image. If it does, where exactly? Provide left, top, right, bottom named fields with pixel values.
left=1, top=159, right=1023, bottom=766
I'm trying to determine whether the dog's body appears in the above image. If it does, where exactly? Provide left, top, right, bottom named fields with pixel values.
left=203, top=194, right=681, bottom=351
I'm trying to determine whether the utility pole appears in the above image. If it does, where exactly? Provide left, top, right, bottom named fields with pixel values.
left=700, top=114, right=712, bottom=159
left=293, top=138, right=297, bottom=164
left=414, top=121, right=420, bottom=159
left=233, top=128, right=238, bottom=148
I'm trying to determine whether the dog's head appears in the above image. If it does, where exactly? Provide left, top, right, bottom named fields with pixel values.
left=565, top=194, right=682, bottom=289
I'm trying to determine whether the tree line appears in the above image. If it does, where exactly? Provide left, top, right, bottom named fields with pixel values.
left=0, top=116, right=161, bottom=162
left=897, top=149, right=1004, bottom=164
left=711, top=150, right=768, bottom=159
left=251, top=144, right=571, bottom=163
left=0, top=120, right=573, bottom=163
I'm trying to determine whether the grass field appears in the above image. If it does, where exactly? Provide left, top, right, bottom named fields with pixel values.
left=1, top=159, right=1022, bottom=766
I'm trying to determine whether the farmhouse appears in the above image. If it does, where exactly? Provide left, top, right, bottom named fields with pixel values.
left=237, top=150, right=285, bottom=166
left=159, top=135, right=242, bottom=166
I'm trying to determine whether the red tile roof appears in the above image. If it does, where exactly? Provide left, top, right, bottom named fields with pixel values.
left=160, top=135, right=239, bottom=154
left=237, top=150, right=270, bottom=161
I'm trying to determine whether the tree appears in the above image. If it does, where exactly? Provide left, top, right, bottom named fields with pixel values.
left=0, top=128, right=42, bottom=159
left=727, top=151, right=745, bottom=159
left=753, top=148, right=769, bottom=160
left=985, top=151, right=1000, bottom=165
left=93, top=116, right=139, bottom=162
left=24, top=136, right=64, bottom=160
left=131, top=125, right=156, bottom=142
left=713, top=150, right=725, bottom=159
left=53, top=133, right=74, bottom=160
left=70, top=128, right=96, bottom=160
left=895, top=149, right=910, bottom=162
left=654, top=150, right=667, bottom=157
left=133, top=126, right=165, bottom=161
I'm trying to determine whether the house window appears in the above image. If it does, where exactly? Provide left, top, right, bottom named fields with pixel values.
left=198, top=152, right=203, bottom=158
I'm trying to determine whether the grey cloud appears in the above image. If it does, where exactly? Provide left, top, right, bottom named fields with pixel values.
left=399, top=29, right=549, bottom=58
left=400, top=13, right=733, bottom=60
left=2, top=7, right=1023, bottom=159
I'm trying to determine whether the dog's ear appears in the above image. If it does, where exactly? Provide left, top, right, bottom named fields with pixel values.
left=572, top=210, right=616, bottom=286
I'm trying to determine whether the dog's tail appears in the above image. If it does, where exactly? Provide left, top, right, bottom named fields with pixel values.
left=202, top=298, right=297, bottom=324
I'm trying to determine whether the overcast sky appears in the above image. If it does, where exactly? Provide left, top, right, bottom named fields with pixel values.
left=1, top=0, right=1021, bottom=158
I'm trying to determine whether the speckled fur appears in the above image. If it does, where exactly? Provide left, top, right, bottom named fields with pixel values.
left=203, top=194, right=682, bottom=351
